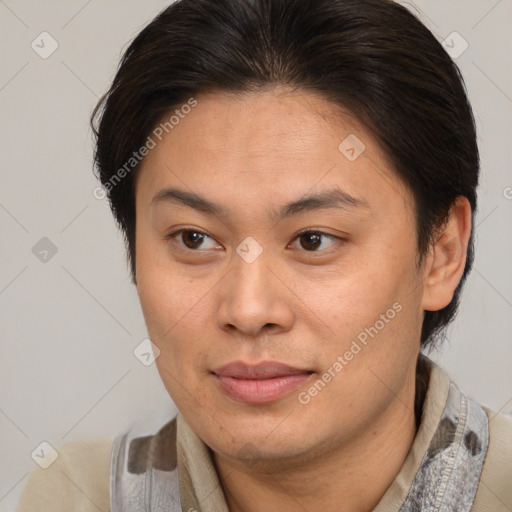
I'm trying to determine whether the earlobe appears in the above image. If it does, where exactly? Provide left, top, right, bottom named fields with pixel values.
left=421, top=196, right=472, bottom=312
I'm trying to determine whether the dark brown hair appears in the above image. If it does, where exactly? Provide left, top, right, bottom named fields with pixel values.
left=91, top=0, right=479, bottom=349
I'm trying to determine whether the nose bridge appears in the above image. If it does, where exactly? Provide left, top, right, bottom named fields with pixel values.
left=230, top=244, right=272, bottom=307
left=216, top=241, right=293, bottom=336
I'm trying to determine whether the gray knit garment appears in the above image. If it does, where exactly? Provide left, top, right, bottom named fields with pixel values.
left=399, top=382, right=489, bottom=511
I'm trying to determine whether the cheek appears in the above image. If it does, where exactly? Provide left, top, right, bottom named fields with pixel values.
left=312, top=243, right=422, bottom=356
left=135, top=237, right=212, bottom=360
left=137, top=263, right=213, bottom=404
left=138, top=271, right=212, bottom=346
left=306, top=256, right=407, bottom=329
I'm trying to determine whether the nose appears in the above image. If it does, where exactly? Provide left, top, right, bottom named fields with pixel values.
left=216, top=248, right=295, bottom=338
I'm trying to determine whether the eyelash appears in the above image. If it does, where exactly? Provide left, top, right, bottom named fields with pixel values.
left=165, top=227, right=344, bottom=253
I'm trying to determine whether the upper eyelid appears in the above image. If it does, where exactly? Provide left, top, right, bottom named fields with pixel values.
left=294, top=228, right=338, bottom=239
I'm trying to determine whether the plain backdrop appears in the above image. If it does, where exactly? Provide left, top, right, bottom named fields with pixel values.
left=1, top=0, right=511, bottom=509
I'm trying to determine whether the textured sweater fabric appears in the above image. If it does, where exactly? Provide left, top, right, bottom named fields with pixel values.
left=16, top=358, right=512, bottom=511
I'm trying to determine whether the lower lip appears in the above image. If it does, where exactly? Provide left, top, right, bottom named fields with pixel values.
left=214, top=373, right=312, bottom=404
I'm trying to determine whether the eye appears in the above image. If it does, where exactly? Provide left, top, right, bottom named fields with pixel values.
left=289, top=230, right=341, bottom=252
left=166, top=229, right=222, bottom=251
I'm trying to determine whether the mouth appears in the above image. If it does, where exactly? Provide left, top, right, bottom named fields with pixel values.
left=211, top=361, right=314, bottom=404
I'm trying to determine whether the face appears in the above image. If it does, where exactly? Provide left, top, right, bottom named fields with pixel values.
left=135, top=88, right=427, bottom=467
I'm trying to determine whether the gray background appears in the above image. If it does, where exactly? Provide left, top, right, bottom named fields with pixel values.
left=1, top=0, right=511, bottom=509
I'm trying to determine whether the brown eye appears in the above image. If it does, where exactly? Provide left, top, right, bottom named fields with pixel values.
left=166, top=229, right=221, bottom=251
left=181, top=230, right=207, bottom=249
left=299, top=232, right=322, bottom=250
left=291, top=230, right=339, bottom=252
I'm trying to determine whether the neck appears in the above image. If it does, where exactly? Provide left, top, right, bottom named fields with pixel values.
left=213, top=359, right=428, bottom=512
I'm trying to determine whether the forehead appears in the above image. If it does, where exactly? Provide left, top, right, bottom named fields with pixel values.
left=149, top=88, right=377, bottom=155
left=135, top=88, right=412, bottom=215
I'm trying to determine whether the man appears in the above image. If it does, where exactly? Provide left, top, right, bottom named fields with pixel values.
left=17, top=0, right=512, bottom=510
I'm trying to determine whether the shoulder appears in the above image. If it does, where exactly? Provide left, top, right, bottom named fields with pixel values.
left=473, top=408, right=512, bottom=511
left=16, top=437, right=113, bottom=512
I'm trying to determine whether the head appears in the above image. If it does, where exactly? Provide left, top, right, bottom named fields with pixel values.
left=91, top=0, right=478, bottom=467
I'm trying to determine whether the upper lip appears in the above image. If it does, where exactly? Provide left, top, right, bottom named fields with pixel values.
left=212, top=361, right=311, bottom=379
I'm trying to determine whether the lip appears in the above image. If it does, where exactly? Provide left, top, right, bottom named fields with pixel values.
left=212, top=361, right=313, bottom=404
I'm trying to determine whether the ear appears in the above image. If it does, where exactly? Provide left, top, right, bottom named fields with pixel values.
left=421, top=196, right=473, bottom=312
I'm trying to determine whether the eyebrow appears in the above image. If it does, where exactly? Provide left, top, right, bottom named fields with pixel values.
left=151, top=186, right=370, bottom=221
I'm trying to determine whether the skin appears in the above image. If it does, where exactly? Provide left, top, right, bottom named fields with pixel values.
left=134, top=87, right=472, bottom=512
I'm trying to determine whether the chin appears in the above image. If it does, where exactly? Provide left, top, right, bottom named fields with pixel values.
left=196, top=403, right=325, bottom=456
